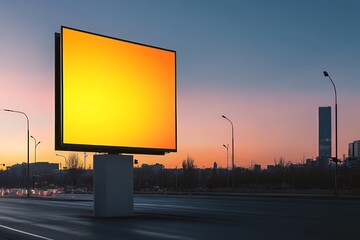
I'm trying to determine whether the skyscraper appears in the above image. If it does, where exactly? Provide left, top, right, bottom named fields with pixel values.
left=318, top=107, right=331, bottom=167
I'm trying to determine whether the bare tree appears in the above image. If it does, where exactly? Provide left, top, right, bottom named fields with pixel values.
left=66, top=153, right=82, bottom=169
left=182, top=155, right=197, bottom=190
left=66, top=153, right=83, bottom=190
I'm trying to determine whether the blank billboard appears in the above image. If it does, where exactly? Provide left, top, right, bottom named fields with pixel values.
left=55, top=26, right=176, bottom=154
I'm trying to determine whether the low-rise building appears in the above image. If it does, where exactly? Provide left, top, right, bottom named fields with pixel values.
left=346, top=140, right=360, bottom=169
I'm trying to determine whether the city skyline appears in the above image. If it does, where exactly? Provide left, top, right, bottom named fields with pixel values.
left=1, top=1, right=360, bottom=169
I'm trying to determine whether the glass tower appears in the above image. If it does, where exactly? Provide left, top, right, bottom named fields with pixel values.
left=319, top=106, right=332, bottom=158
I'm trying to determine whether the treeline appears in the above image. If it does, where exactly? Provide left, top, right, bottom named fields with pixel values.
left=2, top=155, right=360, bottom=193
left=134, top=156, right=360, bottom=192
left=0, top=153, right=92, bottom=191
left=0, top=169, right=93, bottom=191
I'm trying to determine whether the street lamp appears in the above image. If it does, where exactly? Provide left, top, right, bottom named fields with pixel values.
left=56, top=154, right=67, bottom=170
left=30, top=135, right=40, bottom=189
left=323, top=70, right=339, bottom=197
left=56, top=153, right=67, bottom=190
left=2, top=109, right=30, bottom=197
left=222, top=115, right=235, bottom=188
left=223, top=144, right=229, bottom=187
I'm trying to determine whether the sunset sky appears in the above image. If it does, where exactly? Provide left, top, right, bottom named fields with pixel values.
left=0, top=0, right=359, bottom=169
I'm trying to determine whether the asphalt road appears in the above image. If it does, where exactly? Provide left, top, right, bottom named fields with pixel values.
left=0, top=194, right=359, bottom=240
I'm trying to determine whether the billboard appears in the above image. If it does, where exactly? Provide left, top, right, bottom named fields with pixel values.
left=55, top=26, right=176, bottom=154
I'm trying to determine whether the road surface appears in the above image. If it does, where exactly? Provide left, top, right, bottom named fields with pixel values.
left=0, top=194, right=359, bottom=239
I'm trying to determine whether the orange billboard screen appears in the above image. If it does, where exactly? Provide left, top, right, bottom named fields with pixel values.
left=55, top=26, right=176, bottom=154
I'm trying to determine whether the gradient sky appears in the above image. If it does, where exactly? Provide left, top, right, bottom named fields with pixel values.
left=0, top=0, right=359, bottom=169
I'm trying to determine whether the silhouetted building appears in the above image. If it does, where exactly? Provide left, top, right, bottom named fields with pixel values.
left=306, top=158, right=316, bottom=168
left=213, top=162, right=217, bottom=170
left=30, top=162, right=59, bottom=176
left=318, top=106, right=331, bottom=168
left=346, top=140, right=360, bottom=169
left=346, top=158, right=360, bottom=169
left=141, top=163, right=164, bottom=173
left=266, top=165, right=275, bottom=172
left=8, top=162, right=59, bottom=179
left=254, top=164, right=261, bottom=172
left=349, top=143, right=354, bottom=157
left=8, top=163, right=27, bottom=180
left=348, top=140, right=360, bottom=158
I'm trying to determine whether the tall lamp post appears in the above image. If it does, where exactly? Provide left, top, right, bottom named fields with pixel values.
left=56, top=154, right=67, bottom=170
left=223, top=144, right=229, bottom=187
left=30, top=135, right=40, bottom=189
left=2, top=109, right=30, bottom=197
left=222, top=115, right=235, bottom=189
left=323, top=71, right=339, bottom=197
left=56, top=154, right=67, bottom=190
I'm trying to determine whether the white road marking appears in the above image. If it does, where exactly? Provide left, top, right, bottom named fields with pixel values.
left=0, top=224, right=54, bottom=240
left=133, top=229, right=195, bottom=240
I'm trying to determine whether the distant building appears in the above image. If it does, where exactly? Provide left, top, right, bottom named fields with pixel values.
left=346, top=158, right=360, bottom=169
left=348, top=140, right=360, bottom=159
left=140, top=163, right=164, bottom=172
left=349, top=142, right=354, bottom=158
left=213, top=162, right=217, bottom=170
left=352, top=140, right=360, bottom=158
left=30, top=162, right=59, bottom=176
left=346, top=140, right=360, bottom=169
left=8, top=163, right=27, bottom=180
left=306, top=158, right=316, bottom=168
left=289, top=163, right=303, bottom=169
left=318, top=106, right=331, bottom=168
left=267, top=165, right=275, bottom=172
left=9, top=162, right=59, bottom=179
left=254, top=164, right=261, bottom=172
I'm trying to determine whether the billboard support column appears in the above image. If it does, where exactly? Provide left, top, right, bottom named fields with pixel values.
left=93, top=154, right=133, bottom=217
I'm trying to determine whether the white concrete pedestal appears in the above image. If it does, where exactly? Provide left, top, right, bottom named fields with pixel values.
left=93, top=154, right=133, bottom=217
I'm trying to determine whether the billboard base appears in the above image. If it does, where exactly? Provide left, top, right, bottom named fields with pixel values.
left=93, top=154, right=133, bottom=217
